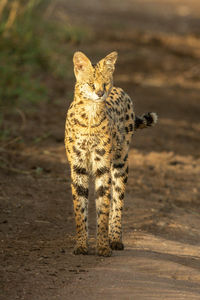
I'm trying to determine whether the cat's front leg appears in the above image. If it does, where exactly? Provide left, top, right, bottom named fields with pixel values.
left=95, top=167, right=112, bottom=257
left=71, top=163, right=89, bottom=255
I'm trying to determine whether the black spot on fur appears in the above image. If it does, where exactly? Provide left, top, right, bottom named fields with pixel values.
left=113, top=163, right=125, bottom=169
left=73, top=118, right=87, bottom=127
left=103, top=138, right=111, bottom=146
left=96, top=149, right=106, bottom=156
left=123, top=176, right=128, bottom=184
left=95, top=167, right=109, bottom=177
left=97, top=209, right=109, bottom=217
left=125, top=127, right=129, bottom=134
left=96, top=186, right=108, bottom=198
left=119, top=193, right=124, bottom=200
left=73, top=165, right=87, bottom=175
left=114, top=153, right=121, bottom=160
left=73, top=146, right=81, bottom=156
left=115, top=186, right=122, bottom=193
left=114, top=172, right=123, bottom=178
left=73, top=183, right=89, bottom=198
left=92, top=116, right=106, bottom=128
left=94, top=156, right=101, bottom=161
left=124, top=154, right=128, bottom=161
left=129, top=124, right=133, bottom=131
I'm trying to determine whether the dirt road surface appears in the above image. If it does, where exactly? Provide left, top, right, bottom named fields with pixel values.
left=1, top=0, right=200, bottom=299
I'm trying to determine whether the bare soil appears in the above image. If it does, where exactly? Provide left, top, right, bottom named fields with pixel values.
left=1, top=0, right=200, bottom=299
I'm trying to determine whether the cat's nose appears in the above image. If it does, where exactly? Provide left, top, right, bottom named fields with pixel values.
left=96, top=90, right=104, bottom=97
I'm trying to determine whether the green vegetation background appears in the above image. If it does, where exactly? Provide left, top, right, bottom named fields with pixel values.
left=0, top=0, right=89, bottom=138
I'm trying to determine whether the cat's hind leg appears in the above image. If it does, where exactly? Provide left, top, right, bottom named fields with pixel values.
left=109, top=154, right=128, bottom=250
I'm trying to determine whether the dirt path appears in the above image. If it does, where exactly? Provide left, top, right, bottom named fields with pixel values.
left=1, top=0, right=200, bottom=299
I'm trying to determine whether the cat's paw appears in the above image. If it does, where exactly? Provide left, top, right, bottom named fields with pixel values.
left=97, top=246, right=112, bottom=257
left=110, top=241, right=124, bottom=250
left=73, top=245, right=88, bottom=255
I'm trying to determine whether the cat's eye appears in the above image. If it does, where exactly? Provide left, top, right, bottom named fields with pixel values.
left=91, top=84, right=95, bottom=90
left=103, top=83, right=107, bottom=89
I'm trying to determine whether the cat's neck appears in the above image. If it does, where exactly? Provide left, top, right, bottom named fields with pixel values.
left=73, top=92, right=106, bottom=130
left=75, top=95, right=105, bottom=114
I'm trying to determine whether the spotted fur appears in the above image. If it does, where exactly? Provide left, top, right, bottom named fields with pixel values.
left=65, top=51, right=157, bottom=257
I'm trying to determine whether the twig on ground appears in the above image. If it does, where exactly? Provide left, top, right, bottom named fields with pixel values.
left=16, top=108, right=26, bottom=130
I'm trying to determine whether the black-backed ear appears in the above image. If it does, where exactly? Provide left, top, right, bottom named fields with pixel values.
left=102, top=51, right=118, bottom=73
left=73, top=51, right=92, bottom=80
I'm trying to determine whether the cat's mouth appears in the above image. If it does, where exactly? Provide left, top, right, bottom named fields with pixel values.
left=87, top=94, right=107, bottom=103
left=83, top=89, right=107, bottom=102
left=94, top=97, right=105, bottom=102
left=95, top=92, right=107, bottom=102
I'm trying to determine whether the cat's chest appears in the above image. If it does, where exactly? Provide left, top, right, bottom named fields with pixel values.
left=75, top=134, right=101, bottom=152
left=69, top=102, right=109, bottom=131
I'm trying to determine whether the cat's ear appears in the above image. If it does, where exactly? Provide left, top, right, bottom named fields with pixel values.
left=73, top=51, right=92, bottom=80
left=102, top=51, right=118, bottom=74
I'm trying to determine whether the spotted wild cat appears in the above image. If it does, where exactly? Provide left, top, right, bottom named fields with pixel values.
left=65, top=51, right=157, bottom=257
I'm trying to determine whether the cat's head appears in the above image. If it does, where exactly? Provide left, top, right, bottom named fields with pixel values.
left=73, top=51, right=118, bottom=102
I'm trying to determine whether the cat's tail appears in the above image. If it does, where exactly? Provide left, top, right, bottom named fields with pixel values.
left=134, top=112, right=158, bottom=130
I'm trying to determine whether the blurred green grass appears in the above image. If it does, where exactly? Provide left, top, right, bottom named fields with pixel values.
left=0, top=0, right=89, bottom=136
